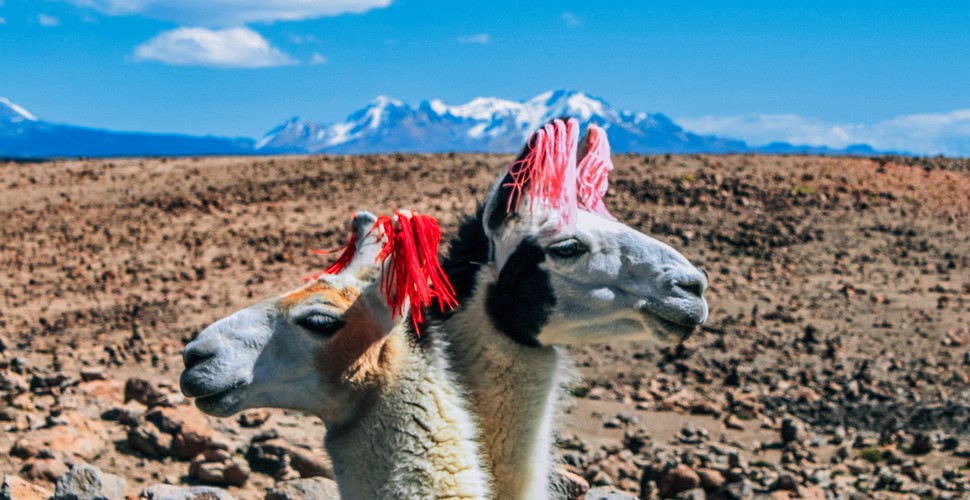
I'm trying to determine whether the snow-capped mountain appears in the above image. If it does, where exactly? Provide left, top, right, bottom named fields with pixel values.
left=0, top=92, right=878, bottom=158
left=256, top=90, right=750, bottom=154
left=0, top=98, right=253, bottom=158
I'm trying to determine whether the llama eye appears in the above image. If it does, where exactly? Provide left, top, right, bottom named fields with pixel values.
left=296, top=313, right=344, bottom=337
left=547, top=239, right=588, bottom=259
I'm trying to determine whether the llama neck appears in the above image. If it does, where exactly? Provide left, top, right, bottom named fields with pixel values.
left=324, top=331, right=490, bottom=499
left=441, top=269, right=569, bottom=500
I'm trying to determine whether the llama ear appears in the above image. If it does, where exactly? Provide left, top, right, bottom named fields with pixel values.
left=576, top=125, right=616, bottom=220
left=482, top=118, right=580, bottom=236
left=344, top=210, right=383, bottom=275
left=305, top=211, right=382, bottom=281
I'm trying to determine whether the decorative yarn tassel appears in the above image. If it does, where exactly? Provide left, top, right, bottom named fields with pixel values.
left=374, top=210, right=457, bottom=336
left=505, top=118, right=580, bottom=227
left=577, top=124, right=616, bottom=220
left=304, top=229, right=359, bottom=281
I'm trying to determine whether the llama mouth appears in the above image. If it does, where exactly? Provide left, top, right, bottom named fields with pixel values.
left=192, top=385, right=246, bottom=417
left=641, top=310, right=698, bottom=340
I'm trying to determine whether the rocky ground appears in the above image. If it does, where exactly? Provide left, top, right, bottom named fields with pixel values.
left=1, top=153, right=968, bottom=499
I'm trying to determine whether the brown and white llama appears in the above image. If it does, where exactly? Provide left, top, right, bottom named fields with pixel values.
left=179, top=211, right=491, bottom=499
left=433, top=118, right=709, bottom=499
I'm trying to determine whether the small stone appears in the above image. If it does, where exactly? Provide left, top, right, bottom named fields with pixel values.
left=20, top=458, right=69, bottom=482
left=189, top=459, right=250, bottom=487
left=723, top=414, right=745, bottom=430
left=52, top=463, right=126, bottom=500
left=102, top=401, right=145, bottom=426
left=582, top=487, right=636, bottom=500
left=722, top=479, right=752, bottom=499
left=772, top=473, right=798, bottom=491
left=658, top=464, right=701, bottom=497
left=264, top=477, right=341, bottom=500
left=780, top=418, right=802, bottom=444
left=124, top=378, right=167, bottom=407
left=909, top=433, right=934, bottom=455
left=245, top=439, right=334, bottom=480
left=10, top=438, right=39, bottom=459
left=552, top=469, right=589, bottom=500
left=2, top=475, right=53, bottom=500
left=696, top=468, right=725, bottom=492
left=238, top=409, right=271, bottom=428
left=141, top=484, right=236, bottom=500
left=79, top=369, right=107, bottom=382
left=128, top=422, right=173, bottom=458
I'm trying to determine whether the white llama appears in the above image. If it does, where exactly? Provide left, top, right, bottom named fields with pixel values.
left=433, top=119, right=710, bottom=499
left=180, top=211, right=491, bottom=499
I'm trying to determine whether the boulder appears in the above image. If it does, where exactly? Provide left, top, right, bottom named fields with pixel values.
left=20, top=457, right=69, bottom=482
left=264, top=477, right=340, bottom=500
left=1, top=475, right=52, bottom=500
left=124, top=378, right=168, bottom=407
left=52, top=464, right=125, bottom=500
left=127, top=424, right=172, bottom=458
left=583, top=487, right=636, bottom=500
left=189, top=458, right=250, bottom=487
left=658, top=464, right=701, bottom=498
left=141, top=484, right=236, bottom=500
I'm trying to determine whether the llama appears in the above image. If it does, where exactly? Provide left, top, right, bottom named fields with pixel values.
left=434, top=118, right=710, bottom=499
left=180, top=211, right=491, bottom=499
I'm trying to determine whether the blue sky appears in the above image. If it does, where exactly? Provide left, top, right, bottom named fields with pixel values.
left=1, top=1, right=968, bottom=154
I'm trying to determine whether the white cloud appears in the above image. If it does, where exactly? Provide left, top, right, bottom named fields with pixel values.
left=679, top=110, right=970, bottom=156
left=63, top=0, right=392, bottom=26
left=38, top=14, right=60, bottom=26
left=457, top=33, right=489, bottom=45
left=561, top=11, right=581, bottom=27
left=133, top=27, right=298, bottom=68
left=309, top=53, right=328, bottom=65
left=0, top=17, right=6, bottom=25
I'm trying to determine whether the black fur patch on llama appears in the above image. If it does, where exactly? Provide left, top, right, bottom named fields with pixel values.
left=433, top=206, right=490, bottom=321
left=486, top=238, right=555, bottom=347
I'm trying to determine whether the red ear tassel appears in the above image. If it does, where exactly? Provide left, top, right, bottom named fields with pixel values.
left=303, top=227, right=359, bottom=281
left=577, top=124, right=617, bottom=220
left=506, top=118, right=580, bottom=227
left=374, top=211, right=457, bottom=336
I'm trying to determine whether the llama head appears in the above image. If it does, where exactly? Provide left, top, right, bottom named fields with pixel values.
left=180, top=210, right=455, bottom=425
left=180, top=211, right=393, bottom=420
left=473, top=118, right=709, bottom=347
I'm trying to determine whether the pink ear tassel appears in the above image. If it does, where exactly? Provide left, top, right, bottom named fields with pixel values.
left=577, top=124, right=616, bottom=220
left=505, top=118, right=580, bottom=227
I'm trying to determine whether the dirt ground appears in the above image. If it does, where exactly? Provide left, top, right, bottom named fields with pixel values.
left=1, top=153, right=968, bottom=499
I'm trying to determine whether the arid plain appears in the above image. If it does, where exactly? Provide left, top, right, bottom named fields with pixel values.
left=1, top=154, right=968, bottom=499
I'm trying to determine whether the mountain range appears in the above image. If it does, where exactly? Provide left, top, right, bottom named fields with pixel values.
left=0, top=91, right=878, bottom=158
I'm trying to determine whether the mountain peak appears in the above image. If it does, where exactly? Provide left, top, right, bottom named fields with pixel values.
left=368, top=95, right=405, bottom=108
left=0, top=97, right=39, bottom=122
left=254, top=89, right=754, bottom=154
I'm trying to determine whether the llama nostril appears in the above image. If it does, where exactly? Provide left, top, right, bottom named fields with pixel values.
left=184, top=348, right=215, bottom=370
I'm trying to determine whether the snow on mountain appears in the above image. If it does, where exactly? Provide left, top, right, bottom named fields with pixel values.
left=256, top=90, right=749, bottom=154
left=0, top=92, right=880, bottom=158
left=0, top=97, right=39, bottom=123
